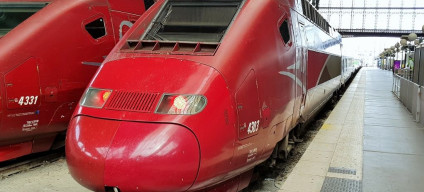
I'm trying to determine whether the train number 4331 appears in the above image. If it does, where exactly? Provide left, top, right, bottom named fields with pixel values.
left=18, top=96, right=38, bottom=106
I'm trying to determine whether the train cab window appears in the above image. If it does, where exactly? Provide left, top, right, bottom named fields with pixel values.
left=0, top=3, right=48, bottom=36
left=85, top=18, right=106, bottom=39
left=279, top=20, right=290, bottom=45
left=142, top=0, right=243, bottom=43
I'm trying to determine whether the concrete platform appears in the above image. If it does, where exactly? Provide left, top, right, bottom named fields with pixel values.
left=0, top=158, right=89, bottom=192
left=279, top=68, right=424, bottom=192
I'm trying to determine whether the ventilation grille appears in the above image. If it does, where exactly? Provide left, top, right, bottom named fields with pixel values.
left=121, top=40, right=219, bottom=56
left=105, top=91, right=159, bottom=113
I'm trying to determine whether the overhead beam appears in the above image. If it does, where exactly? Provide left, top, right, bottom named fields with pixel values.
left=338, top=29, right=423, bottom=37
left=319, top=7, right=424, bottom=10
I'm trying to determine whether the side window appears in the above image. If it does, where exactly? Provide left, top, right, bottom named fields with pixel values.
left=85, top=18, right=106, bottom=39
left=279, top=20, right=291, bottom=45
left=144, top=0, right=155, bottom=10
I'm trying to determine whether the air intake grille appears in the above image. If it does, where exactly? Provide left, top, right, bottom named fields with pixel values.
left=105, top=91, right=159, bottom=113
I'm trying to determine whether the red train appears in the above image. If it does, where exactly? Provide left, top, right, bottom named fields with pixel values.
left=66, top=0, right=358, bottom=191
left=0, top=0, right=152, bottom=162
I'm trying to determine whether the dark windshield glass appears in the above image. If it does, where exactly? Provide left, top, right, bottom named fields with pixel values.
left=0, top=3, right=48, bottom=36
left=143, top=0, right=243, bottom=43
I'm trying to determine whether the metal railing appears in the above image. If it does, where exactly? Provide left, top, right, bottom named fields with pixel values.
left=393, top=74, right=401, bottom=98
left=397, top=68, right=413, bottom=81
left=392, top=74, right=422, bottom=123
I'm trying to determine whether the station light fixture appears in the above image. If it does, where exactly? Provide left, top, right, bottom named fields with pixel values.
left=400, top=39, right=408, bottom=46
left=408, top=33, right=417, bottom=42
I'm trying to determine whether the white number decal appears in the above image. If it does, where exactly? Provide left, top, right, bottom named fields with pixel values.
left=17, top=96, right=39, bottom=106
left=24, top=96, right=29, bottom=105
left=18, top=97, right=24, bottom=106
left=28, top=96, right=34, bottom=105
left=247, top=120, right=260, bottom=134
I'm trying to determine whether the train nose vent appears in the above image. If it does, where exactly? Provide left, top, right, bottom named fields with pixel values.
left=104, top=91, right=160, bottom=113
left=104, top=186, right=120, bottom=192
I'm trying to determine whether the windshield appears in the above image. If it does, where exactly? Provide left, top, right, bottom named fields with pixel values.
left=0, top=2, right=48, bottom=36
left=142, top=0, right=243, bottom=43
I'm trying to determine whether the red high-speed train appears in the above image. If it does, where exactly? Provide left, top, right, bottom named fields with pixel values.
left=66, top=0, right=358, bottom=191
left=0, top=0, right=153, bottom=162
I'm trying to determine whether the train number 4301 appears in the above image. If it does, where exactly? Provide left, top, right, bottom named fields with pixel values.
left=247, top=120, right=260, bottom=134
left=18, top=96, right=38, bottom=106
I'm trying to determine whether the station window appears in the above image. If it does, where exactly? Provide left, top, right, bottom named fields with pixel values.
left=85, top=18, right=106, bottom=39
left=279, top=20, right=291, bottom=44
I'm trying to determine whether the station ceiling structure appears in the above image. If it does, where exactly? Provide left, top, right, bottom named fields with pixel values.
left=314, top=0, right=424, bottom=37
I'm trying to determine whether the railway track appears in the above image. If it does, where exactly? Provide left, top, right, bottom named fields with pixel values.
left=0, top=148, right=65, bottom=180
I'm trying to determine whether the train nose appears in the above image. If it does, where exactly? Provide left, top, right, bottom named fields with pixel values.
left=66, top=116, right=200, bottom=192
left=104, top=121, right=200, bottom=191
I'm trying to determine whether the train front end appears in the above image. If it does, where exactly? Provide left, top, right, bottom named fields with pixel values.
left=66, top=58, right=237, bottom=192
left=66, top=0, right=247, bottom=191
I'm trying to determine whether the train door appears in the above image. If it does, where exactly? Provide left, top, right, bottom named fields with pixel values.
left=232, top=70, right=262, bottom=168
left=292, top=20, right=307, bottom=122
left=299, top=23, right=307, bottom=110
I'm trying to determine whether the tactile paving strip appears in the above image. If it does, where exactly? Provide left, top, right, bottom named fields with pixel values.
left=328, top=167, right=357, bottom=175
left=320, top=177, right=362, bottom=192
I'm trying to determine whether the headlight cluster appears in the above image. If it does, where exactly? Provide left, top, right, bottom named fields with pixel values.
left=80, top=88, right=207, bottom=115
left=80, top=88, right=112, bottom=108
left=155, top=94, right=207, bottom=115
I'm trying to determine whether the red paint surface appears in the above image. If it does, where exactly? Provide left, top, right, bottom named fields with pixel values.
left=66, top=116, right=120, bottom=192
left=103, top=121, right=200, bottom=191
left=0, top=0, right=147, bottom=162
left=0, top=142, right=32, bottom=162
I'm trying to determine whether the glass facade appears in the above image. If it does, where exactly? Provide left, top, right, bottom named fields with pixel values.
left=318, top=0, right=424, bottom=31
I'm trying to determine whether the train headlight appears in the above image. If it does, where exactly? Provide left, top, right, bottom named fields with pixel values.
left=155, top=94, right=207, bottom=115
left=80, top=88, right=112, bottom=108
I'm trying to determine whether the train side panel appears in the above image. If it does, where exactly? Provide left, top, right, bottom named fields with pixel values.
left=291, top=7, right=343, bottom=123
